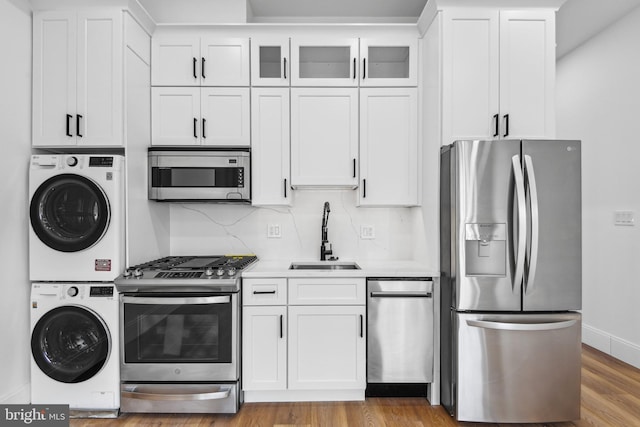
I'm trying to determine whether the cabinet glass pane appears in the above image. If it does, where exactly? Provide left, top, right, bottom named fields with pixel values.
left=259, top=46, right=282, bottom=78
left=368, top=47, right=410, bottom=79
left=299, top=46, right=350, bottom=79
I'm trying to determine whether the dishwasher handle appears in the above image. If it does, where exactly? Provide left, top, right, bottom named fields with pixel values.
left=369, top=291, right=432, bottom=298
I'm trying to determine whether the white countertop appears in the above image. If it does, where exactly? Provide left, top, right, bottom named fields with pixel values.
left=242, top=259, right=439, bottom=279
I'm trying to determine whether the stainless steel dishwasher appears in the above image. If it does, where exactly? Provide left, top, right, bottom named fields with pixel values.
left=367, top=278, right=434, bottom=396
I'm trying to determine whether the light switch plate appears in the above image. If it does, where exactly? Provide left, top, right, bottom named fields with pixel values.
left=267, top=224, right=282, bottom=238
left=360, top=225, right=375, bottom=239
left=614, top=211, right=635, bottom=226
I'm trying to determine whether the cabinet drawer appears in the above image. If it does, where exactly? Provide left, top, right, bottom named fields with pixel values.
left=243, top=278, right=287, bottom=305
left=288, top=278, right=365, bottom=305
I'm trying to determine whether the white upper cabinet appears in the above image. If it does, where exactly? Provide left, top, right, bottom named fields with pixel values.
left=290, top=88, right=359, bottom=187
left=33, top=10, right=123, bottom=147
left=290, top=38, right=359, bottom=87
left=251, top=88, right=291, bottom=205
left=440, top=8, right=556, bottom=144
left=152, top=36, right=250, bottom=86
left=251, top=38, right=290, bottom=86
left=359, top=38, right=418, bottom=87
left=359, top=88, right=419, bottom=206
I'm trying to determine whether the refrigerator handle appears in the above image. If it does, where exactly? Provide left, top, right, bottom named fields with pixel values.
left=524, top=155, right=540, bottom=294
left=466, top=319, right=577, bottom=332
left=512, top=155, right=527, bottom=289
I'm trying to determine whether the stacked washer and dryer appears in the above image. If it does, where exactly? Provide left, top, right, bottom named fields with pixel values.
left=28, top=154, right=125, bottom=417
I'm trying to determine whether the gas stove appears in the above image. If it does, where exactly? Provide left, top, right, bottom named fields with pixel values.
left=114, top=255, right=258, bottom=292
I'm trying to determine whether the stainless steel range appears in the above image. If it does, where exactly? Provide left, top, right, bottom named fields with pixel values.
left=114, top=255, right=257, bottom=414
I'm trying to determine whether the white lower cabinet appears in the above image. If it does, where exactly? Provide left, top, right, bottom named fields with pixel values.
left=242, top=277, right=366, bottom=402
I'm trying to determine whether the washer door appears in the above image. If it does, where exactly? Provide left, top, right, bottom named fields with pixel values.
left=31, top=306, right=111, bottom=383
left=30, top=174, right=110, bottom=252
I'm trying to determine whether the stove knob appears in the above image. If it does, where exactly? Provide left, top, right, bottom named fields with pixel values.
left=133, top=268, right=143, bottom=278
left=227, top=268, right=237, bottom=276
left=67, top=286, right=79, bottom=297
left=66, top=156, right=78, bottom=167
left=216, top=268, right=225, bottom=276
left=123, top=269, right=132, bottom=278
left=205, top=268, right=214, bottom=277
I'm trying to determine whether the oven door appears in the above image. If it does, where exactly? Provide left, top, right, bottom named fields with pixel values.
left=121, top=294, right=238, bottom=382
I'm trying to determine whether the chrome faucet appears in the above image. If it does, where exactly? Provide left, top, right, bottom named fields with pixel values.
left=320, top=202, right=335, bottom=261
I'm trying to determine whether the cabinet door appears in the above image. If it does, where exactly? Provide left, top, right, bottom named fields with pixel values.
left=251, top=38, right=290, bottom=86
left=441, top=9, right=500, bottom=145
left=499, top=11, right=556, bottom=139
left=32, top=11, right=77, bottom=146
left=152, top=36, right=201, bottom=86
left=251, top=88, right=291, bottom=205
left=242, top=306, right=287, bottom=391
left=290, top=88, right=358, bottom=187
left=359, top=88, right=418, bottom=206
left=201, top=38, right=250, bottom=86
left=291, top=38, right=359, bottom=87
left=151, top=87, right=201, bottom=145
left=200, top=87, right=250, bottom=146
left=288, top=305, right=366, bottom=390
left=76, top=10, right=123, bottom=146
left=360, top=38, right=418, bottom=87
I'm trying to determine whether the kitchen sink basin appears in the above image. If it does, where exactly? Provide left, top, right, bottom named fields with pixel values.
left=289, top=262, right=361, bottom=270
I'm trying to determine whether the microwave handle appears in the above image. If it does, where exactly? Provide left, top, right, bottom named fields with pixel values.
left=122, top=295, right=230, bottom=305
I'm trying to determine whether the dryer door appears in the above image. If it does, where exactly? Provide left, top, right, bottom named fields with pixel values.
left=31, top=306, right=111, bottom=383
left=30, top=174, right=110, bottom=252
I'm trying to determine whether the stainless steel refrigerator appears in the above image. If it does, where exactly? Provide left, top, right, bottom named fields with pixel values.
left=440, top=139, right=582, bottom=423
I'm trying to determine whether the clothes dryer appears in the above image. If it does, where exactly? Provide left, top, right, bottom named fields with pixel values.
left=29, top=154, right=124, bottom=281
left=30, top=283, right=119, bottom=416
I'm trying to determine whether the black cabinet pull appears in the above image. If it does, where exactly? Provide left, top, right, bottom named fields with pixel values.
left=202, top=118, right=206, bottom=139
left=193, top=118, right=198, bottom=138
left=503, top=114, right=510, bottom=137
left=283, top=57, right=287, bottom=79
left=193, top=57, right=197, bottom=79
left=493, top=114, right=499, bottom=137
left=66, top=114, right=72, bottom=137
left=363, top=58, right=366, bottom=79
left=353, top=158, right=356, bottom=178
left=280, top=314, right=284, bottom=338
left=284, top=178, right=288, bottom=198
left=360, top=314, right=364, bottom=338
left=363, top=179, right=367, bottom=198
left=353, top=58, right=356, bottom=79
left=76, top=115, right=83, bottom=137
left=201, top=57, right=206, bottom=79
left=253, top=290, right=276, bottom=295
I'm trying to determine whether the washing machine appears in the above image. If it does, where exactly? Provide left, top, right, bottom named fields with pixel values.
left=30, top=282, right=120, bottom=416
left=29, top=154, right=125, bottom=281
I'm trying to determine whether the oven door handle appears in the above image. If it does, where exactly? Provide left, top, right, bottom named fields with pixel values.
left=122, top=387, right=231, bottom=401
left=122, top=295, right=230, bottom=305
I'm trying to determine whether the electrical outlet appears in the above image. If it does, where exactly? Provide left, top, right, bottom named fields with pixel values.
left=614, top=211, right=635, bottom=226
left=267, top=224, right=282, bottom=238
left=361, top=225, right=375, bottom=239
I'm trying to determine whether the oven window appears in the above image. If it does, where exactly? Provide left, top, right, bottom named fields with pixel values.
left=123, top=300, right=232, bottom=363
left=152, top=167, right=244, bottom=188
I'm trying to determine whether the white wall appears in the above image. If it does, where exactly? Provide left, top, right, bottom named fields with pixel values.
left=557, top=5, right=640, bottom=368
left=0, top=0, right=32, bottom=404
left=169, top=191, right=431, bottom=263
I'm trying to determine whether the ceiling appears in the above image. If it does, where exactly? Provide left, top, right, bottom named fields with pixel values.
left=137, top=0, right=640, bottom=58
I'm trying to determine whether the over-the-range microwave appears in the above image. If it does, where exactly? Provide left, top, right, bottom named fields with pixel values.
left=148, top=147, right=250, bottom=202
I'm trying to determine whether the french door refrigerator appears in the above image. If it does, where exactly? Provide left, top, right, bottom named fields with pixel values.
left=440, top=139, right=582, bottom=423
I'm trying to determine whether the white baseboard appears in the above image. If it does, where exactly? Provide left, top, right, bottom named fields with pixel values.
left=0, top=383, right=30, bottom=404
left=583, top=323, right=640, bottom=369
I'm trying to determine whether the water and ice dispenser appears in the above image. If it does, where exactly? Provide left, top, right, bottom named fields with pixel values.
left=465, top=223, right=506, bottom=276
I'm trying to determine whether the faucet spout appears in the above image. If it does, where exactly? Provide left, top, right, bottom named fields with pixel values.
left=320, top=202, right=334, bottom=261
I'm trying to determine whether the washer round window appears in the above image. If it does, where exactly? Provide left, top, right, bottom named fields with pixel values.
left=30, top=174, right=110, bottom=252
left=31, top=306, right=111, bottom=383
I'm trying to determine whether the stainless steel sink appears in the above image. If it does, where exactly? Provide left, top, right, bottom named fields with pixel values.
left=289, top=262, right=361, bottom=270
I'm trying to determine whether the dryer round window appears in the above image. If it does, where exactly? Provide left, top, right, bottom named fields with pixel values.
left=30, top=173, right=111, bottom=253
left=31, top=305, right=111, bottom=383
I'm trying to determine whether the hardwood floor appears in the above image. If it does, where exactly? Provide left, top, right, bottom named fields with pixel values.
left=71, top=345, right=639, bottom=427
